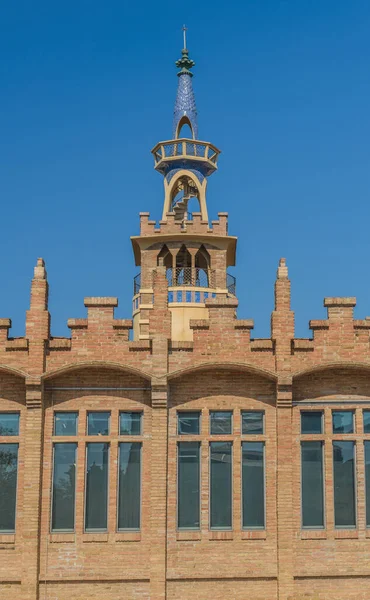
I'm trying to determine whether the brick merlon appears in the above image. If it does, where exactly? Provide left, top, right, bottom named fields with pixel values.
left=324, top=297, right=356, bottom=307
left=84, top=297, right=118, bottom=307
left=0, top=319, right=11, bottom=328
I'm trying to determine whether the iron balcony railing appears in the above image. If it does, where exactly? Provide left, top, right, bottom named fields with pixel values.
left=166, top=267, right=215, bottom=288
left=227, top=273, right=236, bottom=296
left=133, top=273, right=141, bottom=295
left=133, top=269, right=236, bottom=296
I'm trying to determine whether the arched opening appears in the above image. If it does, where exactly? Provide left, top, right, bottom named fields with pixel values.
left=176, top=244, right=192, bottom=285
left=176, top=116, right=195, bottom=140
left=170, top=175, right=201, bottom=222
left=157, top=245, right=173, bottom=285
left=195, top=245, right=210, bottom=287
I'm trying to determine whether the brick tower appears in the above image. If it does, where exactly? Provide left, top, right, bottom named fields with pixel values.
left=131, top=41, right=237, bottom=341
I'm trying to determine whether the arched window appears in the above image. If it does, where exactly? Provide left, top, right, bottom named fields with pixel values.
left=157, top=245, right=173, bottom=285
left=176, top=245, right=192, bottom=285
left=176, top=116, right=195, bottom=140
left=195, top=245, right=210, bottom=287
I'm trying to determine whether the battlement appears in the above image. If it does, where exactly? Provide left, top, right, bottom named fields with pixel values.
left=139, top=211, right=229, bottom=237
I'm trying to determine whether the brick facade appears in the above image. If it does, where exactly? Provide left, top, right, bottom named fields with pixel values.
left=2, top=41, right=370, bottom=600
left=0, top=251, right=370, bottom=600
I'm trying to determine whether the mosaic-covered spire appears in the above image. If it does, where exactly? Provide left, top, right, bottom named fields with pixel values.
left=172, top=30, right=198, bottom=140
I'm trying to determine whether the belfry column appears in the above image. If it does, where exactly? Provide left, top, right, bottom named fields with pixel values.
left=22, top=259, right=49, bottom=600
left=149, top=264, right=171, bottom=599
left=271, top=259, right=295, bottom=600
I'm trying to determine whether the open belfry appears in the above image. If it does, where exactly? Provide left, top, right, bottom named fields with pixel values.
left=2, top=36, right=370, bottom=600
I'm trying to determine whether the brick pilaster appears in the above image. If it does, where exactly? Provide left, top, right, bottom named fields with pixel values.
left=150, top=383, right=168, bottom=600
left=21, top=380, right=44, bottom=600
left=276, top=377, right=294, bottom=600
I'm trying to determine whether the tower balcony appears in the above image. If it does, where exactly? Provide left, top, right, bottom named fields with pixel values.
left=151, top=138, right=220, bottom=176
left=132, top=269, right=236, bottom=312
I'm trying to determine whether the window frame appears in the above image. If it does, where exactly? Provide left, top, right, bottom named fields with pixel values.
left=176, top=441, right=201, bottom=531
left=241, top=410, right=265, bottom=435
left=300, top=411, right=324, bottom=435
left=84, top=442, right=110, bottom=532
left=209, top=440, right=233, bottom=531
left=50, top=442, right=77, bottom=533
left=0, top=412, right=20, bottom=437
left=0, top=442, right=19, bottom=534
left=177, top=410, right=201, bottom=436
left=86, top=411, right=111, bottom=437
left=332, top=410, right=355, bottom=435
left=300, top=440, right=325, bottom=530
left=119, top=411, right=143, bottom=436
left=53, top=411, right=78, bottom=437
left=209, top=410, right=233, bottom=436
left=332, top=439, right=357, bottom=529
left=241, top=440, right=266, bottom=530
left=116, top=441, right=142, bottom=532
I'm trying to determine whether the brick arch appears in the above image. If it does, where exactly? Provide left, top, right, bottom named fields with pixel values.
left=43, top=360, right=151, bottom=383
left=43, top=364, right=151, bottom=415
left=293, top=362, right=370, bottom=402
left=169, top=363, right=277, bottom=408
left=0, top=364, right=27, bottom=380
left=0, top=369, right=26, bottom=406
left=168, top=361, right=277, bottom=383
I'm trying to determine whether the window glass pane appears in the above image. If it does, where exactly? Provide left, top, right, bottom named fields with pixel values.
left=178, top=412, right=200, bottom=435
left=87, top=412, right=110, bottom=436
left=85, top=443, right=109, bottom=530
left=0, top=414, right=19, bottom=436
left=333, top=441, right=356, bottom=527
left=364, top=411, right=370, bottom=434
left=301, top=442, right=324, bottom=528
left=210, top=411, right=232, bottom=435
left=0, top=444, right=18, bottom=531
left=301, top=412, right=323, bottom=435
left=52, top=443, right=76, bottom=531
left=210, top=442, right=232, bottom=529
left=365, top=442, right=370, bottom=527
left=242, top=442, right=265, bottom=528
left=241, top=412, right=264, bottom=435
left=178, top=442, right=200, bottom=529
left=119, top=412, right=142, bottom=436
left=54, top=413, right=78, bottom=436
left=118, top=443, right=141, bottom=530
left=332, top=411, right=354, bottom=434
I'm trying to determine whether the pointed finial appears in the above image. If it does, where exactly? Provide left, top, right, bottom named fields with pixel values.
left=277, top=258, right=289, bottom=279
left=182, top=24, right=188, bottom=50
left=176, top=26, right=195, bottom=77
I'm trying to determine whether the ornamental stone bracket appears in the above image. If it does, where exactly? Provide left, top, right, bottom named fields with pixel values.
left=151, top=378, right=168, bottom=409
left=276, top=375, right=292, bottom=408
left=25, top=377, right=43, bottom=409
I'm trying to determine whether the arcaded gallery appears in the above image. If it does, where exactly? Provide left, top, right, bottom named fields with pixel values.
left=1, top=42, right=370, bottom=600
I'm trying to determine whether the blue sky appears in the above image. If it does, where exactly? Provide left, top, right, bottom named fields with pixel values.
left=1, top=0, right=370, bottom=339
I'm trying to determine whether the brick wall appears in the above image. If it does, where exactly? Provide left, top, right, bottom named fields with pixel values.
left=1, top=257, right=370, bottom=599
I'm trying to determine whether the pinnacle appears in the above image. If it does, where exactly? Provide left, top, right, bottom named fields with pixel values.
left=34, top=257, right=47, bottom=280
left=277, top=258, right=289, bottom=279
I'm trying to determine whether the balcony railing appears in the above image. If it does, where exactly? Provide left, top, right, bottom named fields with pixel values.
left=133, top=273, right=141, bottom=295
left=152, top=139, right=221, bottom=175
left=133, top=269, right=236, bottom=297
left=166, top=267, right=215, bottom=288
left=227, top=273, right=236, bottom=296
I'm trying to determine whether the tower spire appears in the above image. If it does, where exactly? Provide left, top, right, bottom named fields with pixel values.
left=173, top=27, right=198, bottom=139
left=182, top=24, right=188, bottom=50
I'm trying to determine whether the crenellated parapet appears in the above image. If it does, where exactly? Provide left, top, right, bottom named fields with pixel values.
left=2, top=256, right=370, bottom=383
left=137, top=211, right=229, bottom=238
